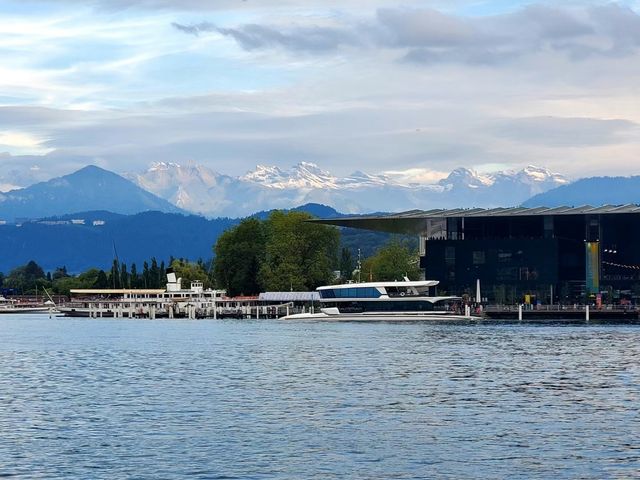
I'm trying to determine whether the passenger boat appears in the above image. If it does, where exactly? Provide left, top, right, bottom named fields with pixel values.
left=0, top=295, right=51, bottom=314
left=281, top=278, right=472, bottom=321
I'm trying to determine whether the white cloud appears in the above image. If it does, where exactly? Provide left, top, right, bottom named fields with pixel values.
left=0, top=131, right=53, bottom=155
left=0, top=1, right=639, bottom=184
left=383, top=168, right=449, bottom=184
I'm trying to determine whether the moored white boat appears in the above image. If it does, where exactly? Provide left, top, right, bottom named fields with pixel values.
left=0, top=295, right=51, bottom=314
left=280, top=279, right=473, bottom=321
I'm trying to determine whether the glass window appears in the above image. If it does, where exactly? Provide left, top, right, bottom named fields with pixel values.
left=445, top=246, right=456, bottom=266
left=473, top=251, right=486, bottom=265
left=498, top=250, right=512, bottom=263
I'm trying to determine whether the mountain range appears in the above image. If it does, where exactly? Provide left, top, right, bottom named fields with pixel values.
left=4, top=162, right=639, bottom=226
left=125, top=162, right=568, bottom=217
left=2, top=162, right=640, bottom=275
left=0, top=210, right=234, bottom=273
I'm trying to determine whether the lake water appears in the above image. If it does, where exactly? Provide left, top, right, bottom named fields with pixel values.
left=1, top=315, right=639, bottom=479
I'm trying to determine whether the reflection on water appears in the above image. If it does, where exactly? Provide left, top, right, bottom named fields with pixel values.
left=1, top=315, right=639, bottom=479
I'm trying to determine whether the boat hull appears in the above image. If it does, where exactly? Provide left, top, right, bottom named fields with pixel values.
left=0, top=307, right=51, bottom=314
left=280, top=312, right=473, bottom=321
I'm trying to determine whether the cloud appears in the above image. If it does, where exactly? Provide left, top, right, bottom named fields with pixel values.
left=491, top=116, right=639, bottom=147
left=171, top=4, right=640, bottom=64
left=375, top=7, right=482, bottom=48
left=383, top=167, right=448, bottom=184
left=2, top=1, right=640, bottom=185
left=171, top=21, right=215, bottom=36
left=0, top=131, right=53, bottom=155
left=173, top=21, right=360, bottom=52
left=589, top=3, right=640, bottom=51
left=20, top=0, right=451, bottom=12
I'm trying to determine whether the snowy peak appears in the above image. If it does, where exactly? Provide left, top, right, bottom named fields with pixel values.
left=438, top=168, right=494, bottom=189
left=438, top=165, right=567, bottom=191
left=342, top=170, right=391, bottom=187
left=242, top=162, right=338, bottom=189
left=148, top=161, right=181, bottom=171
left=124, top=161, right=231, bottom=213
left=240, top=164, right=286, bottom=184
left=516, top=165, right=569, bottom=184
left=126, top=161, right=568, bottom=217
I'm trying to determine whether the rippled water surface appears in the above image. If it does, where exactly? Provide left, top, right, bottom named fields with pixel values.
left=1, top=315, right=639, bottom=479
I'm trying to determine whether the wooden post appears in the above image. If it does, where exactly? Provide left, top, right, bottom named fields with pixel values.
left=518, top=304, right=523, bottom=321
left=586, top=304, right=590, bottom=322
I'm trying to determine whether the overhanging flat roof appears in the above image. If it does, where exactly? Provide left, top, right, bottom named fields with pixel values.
left=313, top=204, right=640, bottom=234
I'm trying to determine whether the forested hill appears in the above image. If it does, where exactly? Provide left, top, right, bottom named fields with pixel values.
left=251, top=203, right=343, bottom=220
left=0, top=204, right=405, bottom=274
left=0, top=211, right=236, bottom=273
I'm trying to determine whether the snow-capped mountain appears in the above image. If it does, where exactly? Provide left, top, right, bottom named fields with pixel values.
left=125, top=162, right=568, bottom=217
left=240, top=162, right=341, bottom=190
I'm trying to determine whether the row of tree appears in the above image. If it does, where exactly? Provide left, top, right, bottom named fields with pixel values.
left=0, top=257, right=213, bottom=297
left=0, top=211, right=420, bottom=297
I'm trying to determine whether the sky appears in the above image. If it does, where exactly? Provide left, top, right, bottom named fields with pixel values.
left=0, top=0, right=639, bottom=189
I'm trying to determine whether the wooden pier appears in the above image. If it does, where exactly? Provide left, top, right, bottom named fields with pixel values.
left=60, top=299, right=313, bottom=319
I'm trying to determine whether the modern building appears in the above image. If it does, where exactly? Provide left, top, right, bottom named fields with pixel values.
left=316, top=205, right=640, bottom=304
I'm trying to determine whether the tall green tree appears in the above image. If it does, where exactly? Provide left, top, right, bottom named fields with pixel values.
left=142, top=261, right=150, bottom=288
left=171, top=258, right=211, bottom=289
left=159, top=260, right=165, bottom=287
left=93, top=270, right=109, bottom=288
left=214, top=218, right=266, bottom=296
left=259, top=211, right=339, bottom=291
left=120, top=262, right=129, bottom=289
left=150, top=258, right=160, bottom=288
left=52, top=266, right=69, bottom=280
left=4, top=260, right=47, bottom=293
left=130, top=263, right=140, bottom=288
left=213, top=212, right=340, bottom=295
left=109, top=259, right=120, bottom=289
left=339, top=247, right=354, bottom=281
left=361, top=239, right=421, bottom=282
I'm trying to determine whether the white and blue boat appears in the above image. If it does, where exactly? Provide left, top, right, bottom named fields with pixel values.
left=281, top=278, right=472, bottom=321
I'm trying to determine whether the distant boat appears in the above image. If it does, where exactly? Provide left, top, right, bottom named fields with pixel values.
left=0, top=295, right=50, bottom=314
left=280, top=278, right=473, bottom=321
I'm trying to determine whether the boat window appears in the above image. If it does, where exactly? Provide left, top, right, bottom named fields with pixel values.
left=320, top=287, right=381, bottom=299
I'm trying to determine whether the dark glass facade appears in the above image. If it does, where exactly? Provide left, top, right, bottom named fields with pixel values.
left=421, top=213, right=640, bottom=304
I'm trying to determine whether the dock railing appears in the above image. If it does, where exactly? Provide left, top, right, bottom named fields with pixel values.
left=484, top=304, right=637, bottom=313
